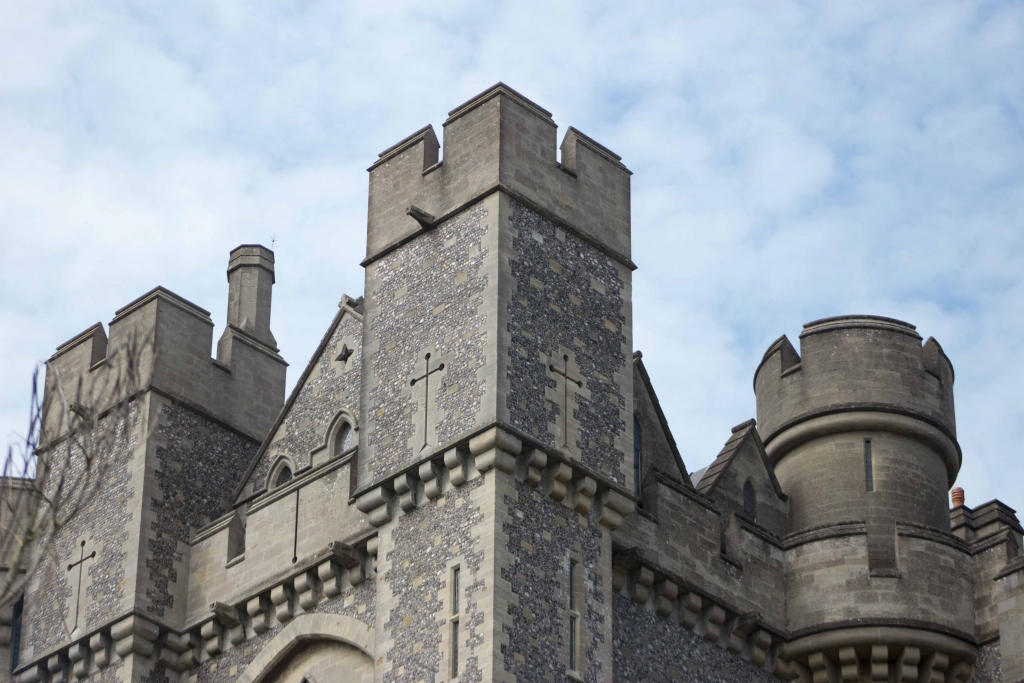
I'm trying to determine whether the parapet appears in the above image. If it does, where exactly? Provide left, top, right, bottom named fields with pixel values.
left=43, top=248, right=287, bottom=444
left=754, top=315, right=957, bottom=467
left=365, top=83, right=632, bottom=266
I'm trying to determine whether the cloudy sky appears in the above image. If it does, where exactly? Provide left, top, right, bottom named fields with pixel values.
left=2, top=1, right=1022, bottom=507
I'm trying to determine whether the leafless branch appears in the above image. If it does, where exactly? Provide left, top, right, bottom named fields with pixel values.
left=0, top=329, right=152, bottom=608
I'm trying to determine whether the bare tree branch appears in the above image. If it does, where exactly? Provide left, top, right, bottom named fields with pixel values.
left=0, top=329, right=152, bottom=609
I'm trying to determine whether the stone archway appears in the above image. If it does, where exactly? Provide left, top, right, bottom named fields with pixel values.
left=238, top=613, right=375, bottom=683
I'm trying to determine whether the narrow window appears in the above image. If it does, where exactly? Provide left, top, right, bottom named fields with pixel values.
left=864, top=440, right=874, bottom=492
left=450, top=567, right=460, bottom=679
left=10, top=595, right=22, bottom=672
left=633, top=416, right=643, bottom=499
left=742, top=481, right=757, bottom=523
left=275, top=466, right=293, bottom=488
left=335, top=422, right=354, bottom=456
left=568, top=560, right=580, bottom=673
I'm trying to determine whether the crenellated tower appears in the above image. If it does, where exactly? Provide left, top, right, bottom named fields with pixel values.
left=755, top=315, right=976, bottom=678
left=15, top=247, right=286, bottom=683
left=356, top=84, right=636, bottom=683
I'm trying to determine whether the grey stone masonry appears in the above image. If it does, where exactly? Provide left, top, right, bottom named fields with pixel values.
left=13, top=86, right=1024, bottom=683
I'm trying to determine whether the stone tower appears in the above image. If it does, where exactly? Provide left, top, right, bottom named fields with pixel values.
left=16, top=247, right=286, bottom=682
left=755, top=316, right=976, bottom=677
left=355, top=83, right=636, bottom=683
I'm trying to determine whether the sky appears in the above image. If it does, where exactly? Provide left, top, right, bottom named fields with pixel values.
left=1, top=1, right=1022, bottom=508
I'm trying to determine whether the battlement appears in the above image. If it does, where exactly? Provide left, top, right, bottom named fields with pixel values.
left=43, top=249, right=287, bottom=444
left=755, top=315, right=956, bottom=458
left=365, top=82, right=632, bottom=266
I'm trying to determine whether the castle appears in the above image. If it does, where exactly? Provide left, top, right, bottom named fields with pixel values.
left=4, top=84, right=1023, bottom=683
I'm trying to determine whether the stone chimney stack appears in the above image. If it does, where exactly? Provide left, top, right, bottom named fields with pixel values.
left=220, top=244, right=278, bottom=353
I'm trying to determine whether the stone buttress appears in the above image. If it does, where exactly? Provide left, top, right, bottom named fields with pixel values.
left=14, top=247, right=286, bottom=683
left=355, top=83, right=637, bottom=683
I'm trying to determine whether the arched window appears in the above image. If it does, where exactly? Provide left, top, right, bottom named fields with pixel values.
left=335, top=421, right=354, bottom=456
left=633, top=416, right=643, bottom=498
left=743, top=481, right=757, bottom=523
left=275, top=466, right=293, bottom=488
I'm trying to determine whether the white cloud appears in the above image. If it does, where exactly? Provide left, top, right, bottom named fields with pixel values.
left=1, top=0, right=1023, bottom=510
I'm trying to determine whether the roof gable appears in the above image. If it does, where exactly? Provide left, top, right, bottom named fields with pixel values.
left=233, top=296, right=364, bottom=503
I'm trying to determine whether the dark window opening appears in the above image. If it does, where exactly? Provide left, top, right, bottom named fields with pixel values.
left=335, top=422, right=354, bottom=456
left=275, top=466, right=293, bottom=488
left=10, top=595, right=22, bottom=672
left=633, top=416, right=643, bottom=501
left=865, top=440, right=874, bottom=492
left=742, top=481, right=757, bottom=524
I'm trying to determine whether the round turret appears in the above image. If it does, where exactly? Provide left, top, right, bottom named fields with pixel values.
left=755, top=315, right=958, bottom=535
left=756, top=316, right=976, bottom=676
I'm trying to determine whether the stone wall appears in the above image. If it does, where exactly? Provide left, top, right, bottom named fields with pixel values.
left=360, top=201, right=495, bottom=489
left=612, top=593, right=776, bottom=682
left=502, top=199, right=631, bottom=488
left=248, top=307, right=363, bottom=490
left=498, top=475, right=611, bottom=683
left=146, top=397, right=259, bottom=624
left=375, top=476, right=488, bottom=683
left=20, top=400, right=141, bottom=664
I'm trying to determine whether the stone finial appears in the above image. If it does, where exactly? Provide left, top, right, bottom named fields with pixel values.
left=951, top=487, right=965, bottom=508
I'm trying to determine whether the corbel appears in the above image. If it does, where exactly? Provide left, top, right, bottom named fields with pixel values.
left=838, top=646, right=859, bottom=682
left=419, top=458, right=446, bottom=500
left=518, top=448, right=547, bottom=488
left=654, top=579, right=677, bottom=618
left=569, top=474, right=597, bottom=515
left=697, top=604, right=726, bottom=643
left=68, top=640, right=90, bottom=680
left=678, top=592, right=702, bottom=631
left=212, top=601, right=245, bottom=646
left=247, top=594, right=273, bottom=635
left=894, top=646, right=920, bottom=683
left=395, top=471, right=422, bottom=513
left=630, top=566, right=654, bottom=605
left=355, top=484, right=395, bottom=527
left=111, top=614, right=159, bottom=658
left=597, top=489, right=635, bottom=530
left=295, top=570, right=321, bottom=611
left=470, top=427, right=520, bottom=475
left=544, top=461, right=573, bottom=502
left=46, top=653, right=69, bottom=683
left=444, top=447, right=469, bottom=487
left=88, top=630, right=111, bottom=670
left=271, top=582, right=295, bottom=623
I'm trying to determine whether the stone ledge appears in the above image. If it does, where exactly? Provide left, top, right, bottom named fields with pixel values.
left=355, top=424, right=635, bottom=531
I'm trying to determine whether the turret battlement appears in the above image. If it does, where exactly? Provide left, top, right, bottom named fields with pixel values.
left=365, top=82, right=632, bottom=266
left=44, top=247, right=287, bottom=444
left=754, top=315, right=956, bottom=474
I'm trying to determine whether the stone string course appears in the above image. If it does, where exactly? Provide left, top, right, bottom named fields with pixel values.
left=506, top=200, right=627, bottom=486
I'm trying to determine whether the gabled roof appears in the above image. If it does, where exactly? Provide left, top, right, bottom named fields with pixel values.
left=694, top=419, right=786, bottom=499
left=633, top=351, right=692, bottom=486
left=231, top=295, right=363, bottom=505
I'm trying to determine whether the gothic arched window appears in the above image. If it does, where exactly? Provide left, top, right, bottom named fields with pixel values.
left=633, top=416, right=643, bottom=498
left=335, top=421, right=354, bottom=456
left=275, top=466, right=293, bottom=489
left=743, top=481, right=757, bottom=523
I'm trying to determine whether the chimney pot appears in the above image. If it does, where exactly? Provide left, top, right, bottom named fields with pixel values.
left=951, top=487, right=965, bottom=508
